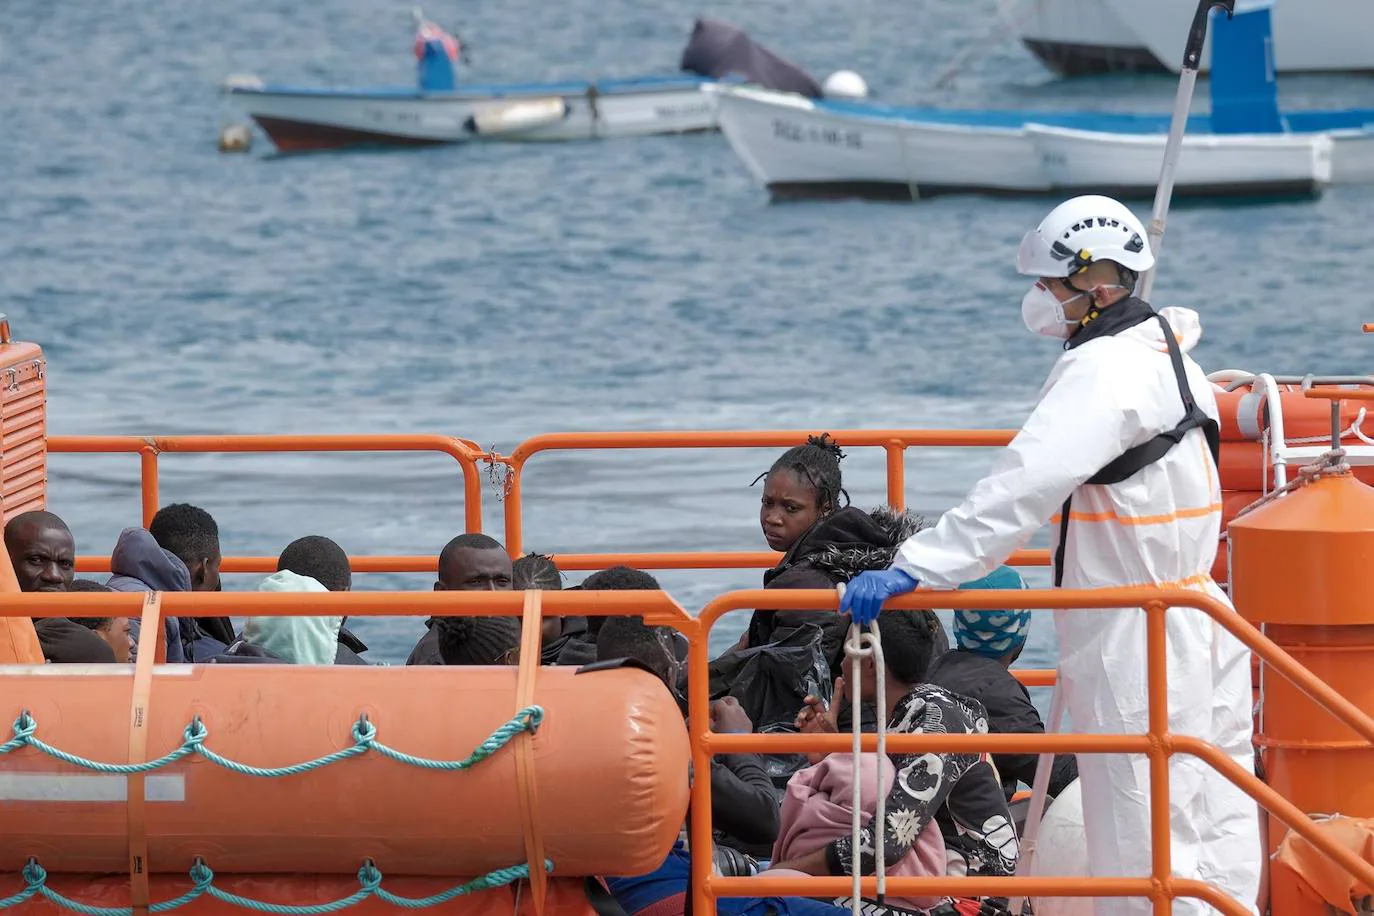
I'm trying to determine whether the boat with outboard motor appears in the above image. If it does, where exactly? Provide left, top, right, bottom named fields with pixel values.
left=224, top=16, right=819, bottom=152
left=713, top=2, right=1374, bottom=201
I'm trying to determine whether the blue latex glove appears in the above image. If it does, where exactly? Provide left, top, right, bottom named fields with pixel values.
left=839, top=568, right=920, bottom=625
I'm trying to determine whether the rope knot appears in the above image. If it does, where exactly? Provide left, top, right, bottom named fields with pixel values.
left=352, top=715, right=378, bottom=746
left=12, top=711, right=36, bottom=741
left=189, top=858, right=214, bottom=891
left=843, top=627, right=877, bottom=659
left=21, top=858, right=46, bottom=888
left=518, top=706, right=544, bottom=732
left=182, top=717, right=208, bottom=749
left=357, top=860, right=383, bottom=893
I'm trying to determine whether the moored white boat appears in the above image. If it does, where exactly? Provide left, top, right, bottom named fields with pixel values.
left=1025, top=123, right=1333, bottom=199
left=712, top=86, right=1333, bottom=202
left=226, top=77, right=719, bottom=152
left=1019, top=0, right=1374, bottom=75
left=711, top=86, right=1047, bottom=200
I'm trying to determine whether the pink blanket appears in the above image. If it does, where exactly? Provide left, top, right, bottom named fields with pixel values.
left=772, top=753, right=947, bottom=911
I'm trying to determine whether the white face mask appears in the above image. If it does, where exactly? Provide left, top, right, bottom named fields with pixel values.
left=1021, top=281, right=1084, bottom=339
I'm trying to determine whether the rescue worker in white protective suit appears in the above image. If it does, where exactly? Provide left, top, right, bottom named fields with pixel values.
left=841, top=195, right=1260, bottom=915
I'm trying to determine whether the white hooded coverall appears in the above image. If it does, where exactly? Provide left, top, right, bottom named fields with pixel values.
left=892, top=306, right=1260, bottom=915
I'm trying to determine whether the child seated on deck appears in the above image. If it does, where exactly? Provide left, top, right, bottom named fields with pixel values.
left=773, top=612, right=1019, bottom=916
left=923, top=567, right=1077, bottom=803
left=594, top=614, right=848, bottom=916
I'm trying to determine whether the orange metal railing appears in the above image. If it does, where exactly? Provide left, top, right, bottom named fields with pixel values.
left=49, top=434, right=488, bottom=567
left=4, top=586, right=1373, bottom=913
left=53, top=430, right=1053, bottom=576
left=681, top=588, right=1374, bottom=916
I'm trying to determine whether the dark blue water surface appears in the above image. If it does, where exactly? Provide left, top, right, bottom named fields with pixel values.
left=3, top=0, right=1372, bottom=666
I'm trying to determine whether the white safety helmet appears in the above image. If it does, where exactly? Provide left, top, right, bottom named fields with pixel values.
left=822, top=70, right=869, bottom=100
left=1016, top=195, right=1155, bottom=279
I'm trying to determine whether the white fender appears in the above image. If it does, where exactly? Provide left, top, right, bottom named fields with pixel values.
left=1028, top=779, right=1093, bottom=916
left=467, top=98, right=568, bottom=137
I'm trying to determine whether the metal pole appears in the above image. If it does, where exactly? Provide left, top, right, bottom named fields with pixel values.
left=1008, top=682, right=1067, bottom=916
left=1139, top=0, right=1236, bottom=302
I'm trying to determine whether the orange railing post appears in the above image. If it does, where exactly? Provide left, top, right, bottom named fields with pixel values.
left=1145, top=600, right=1173, bottom=915
left=503, top=449, right=528, bottom=558
left=139, top=444, right=159, bottom=527
left=884, top=441, right=906, bottom=511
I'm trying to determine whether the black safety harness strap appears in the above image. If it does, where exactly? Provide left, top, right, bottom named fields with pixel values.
left=1053, top=312, right=1221, bottom=587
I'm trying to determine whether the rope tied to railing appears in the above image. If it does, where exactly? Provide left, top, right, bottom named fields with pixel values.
left=481, top=447, right=514, bottom=502
left=1234, top=446, right=1350, bottom=523
left=0, top=707, right=543, bottom=778
left=842, top=616, right=887, bottom=916
left=3, top=856, right=553, bottom=915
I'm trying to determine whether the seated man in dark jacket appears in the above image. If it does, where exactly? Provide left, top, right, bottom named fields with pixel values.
left=595, top=615, right=779, bottom=856
left=596, top=617, right=848, bottom=916
left=924, top=566, right=1078, bottom=802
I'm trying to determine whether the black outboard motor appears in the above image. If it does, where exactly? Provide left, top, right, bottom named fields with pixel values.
left=680, top=18, right=821, bottom=98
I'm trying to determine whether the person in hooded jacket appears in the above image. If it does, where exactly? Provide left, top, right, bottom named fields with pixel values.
left=236, top=571, right=342, bottom=664
left=924, top=566, right=1078, bottom=802
left=149, top=504, right=233, bottom=660
left=277, top=535, right=370, bottom=665
left=106, top=527, right=194, bottom=663
left=745, top=434, right=948, bottom=675
left=34, top=617, right=119, bottom=663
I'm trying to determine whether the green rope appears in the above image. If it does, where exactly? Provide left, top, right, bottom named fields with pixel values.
left=4, top=858, right=553, bottom=915
left=0, top=714, right=197, bottom=775
left=0, top=707, right=543, bottom=778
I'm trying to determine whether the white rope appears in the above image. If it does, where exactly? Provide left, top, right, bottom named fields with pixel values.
left=1281, top=407, right=1369, bottom=444
left=1233, top=446, right=1350, bottom=523
left=844, top=621, right=887, bottom=916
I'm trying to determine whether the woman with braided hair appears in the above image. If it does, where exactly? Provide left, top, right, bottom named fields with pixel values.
left=745, top=434, right=948, bottom=674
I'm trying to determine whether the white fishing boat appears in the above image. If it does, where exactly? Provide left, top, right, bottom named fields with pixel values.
left=1026, top=124, right=1332, bottom=198
left=712, top=86, right=1332, bottom=201
left=715, top=2, right=1374, bottom=202
left=225, top=76, right=719, bottom=152
left=1018, top=0, right=1374, bottom=75
left=224, top=15, right=819, bottom=153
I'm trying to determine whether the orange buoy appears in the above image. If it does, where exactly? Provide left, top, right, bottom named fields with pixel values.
left=1219, top=440, right=1374, bottom=492
left=0, top=665, right=688, bottom=877
left=1214, top=387, right=1363, bottom=443
left=1228, top=470, right=1374, bottom=912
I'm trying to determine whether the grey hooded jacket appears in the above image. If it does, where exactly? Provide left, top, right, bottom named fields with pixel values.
left=106, top=528, right=198, bottom=662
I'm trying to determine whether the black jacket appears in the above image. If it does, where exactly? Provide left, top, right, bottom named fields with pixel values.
left=34, top=618, right=116, bottom=663
left=924, top=649, right=1078, bottom=800
left=541, top=616, right=597, bottom=667
left=711, top=752, right=780, bottom=853
left=334, top=626, right=371, bottom=665
left=749, top=506, right=949, bottom=674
